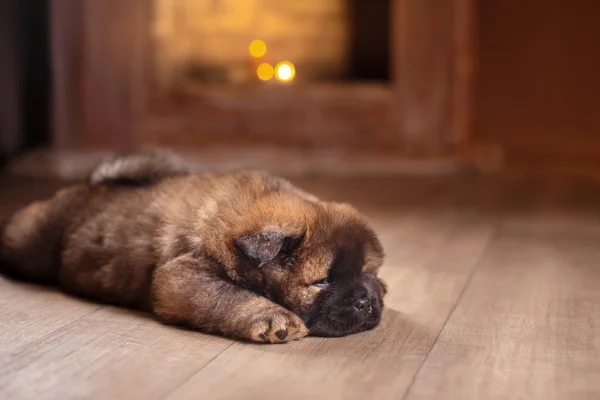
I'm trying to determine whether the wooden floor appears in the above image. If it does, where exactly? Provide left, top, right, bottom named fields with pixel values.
left=2, top=174, right=600, bottom=399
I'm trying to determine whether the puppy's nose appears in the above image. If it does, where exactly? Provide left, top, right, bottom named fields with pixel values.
left=353, top=297, right=369, bottom=313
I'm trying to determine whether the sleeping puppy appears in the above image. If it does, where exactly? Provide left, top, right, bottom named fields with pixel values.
left=1, top=151, right=386, bottom=343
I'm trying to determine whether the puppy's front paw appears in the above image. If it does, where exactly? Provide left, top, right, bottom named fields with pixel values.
left=248, top=308, right=308, bottom=344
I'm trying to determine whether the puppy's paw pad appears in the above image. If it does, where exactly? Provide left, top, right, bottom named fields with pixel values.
left=249, top=309, right=308, bottom=344
left=275, top=329, right=288, bottom=340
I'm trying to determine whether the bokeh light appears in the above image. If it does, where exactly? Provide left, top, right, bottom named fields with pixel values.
left=256, top=62, right=274, bottom=81
left=249, top=39, right=267, bottom=58
left=274, top=61, right=296, bottom=82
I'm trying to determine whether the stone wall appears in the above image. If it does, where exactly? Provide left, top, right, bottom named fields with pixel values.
left=153, top=0, right=350, bottom=86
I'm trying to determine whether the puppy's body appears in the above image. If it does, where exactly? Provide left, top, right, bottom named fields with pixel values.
left=1, top=153, right=386, bottom=343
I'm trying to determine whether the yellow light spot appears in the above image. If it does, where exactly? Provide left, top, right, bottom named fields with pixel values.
left=275, top=61, right=296, bottom=82
left=256, top=62, right=274, bottom=81
left=249, top=39, right=267, bottom=58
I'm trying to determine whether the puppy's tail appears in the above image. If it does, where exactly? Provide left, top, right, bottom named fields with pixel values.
left=88, top=149, right=190, bottom=186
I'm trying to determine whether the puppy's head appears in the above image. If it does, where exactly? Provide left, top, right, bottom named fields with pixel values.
left=233, top=195, right=386, bottom=337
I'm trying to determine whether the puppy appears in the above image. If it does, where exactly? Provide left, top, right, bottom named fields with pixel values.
left=1, top=151, right=386, bottom=343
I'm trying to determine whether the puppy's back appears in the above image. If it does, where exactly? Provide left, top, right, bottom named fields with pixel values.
left=1, top=150, right=186, bottom=282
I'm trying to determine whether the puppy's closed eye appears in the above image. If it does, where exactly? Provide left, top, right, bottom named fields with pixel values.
left=312, top=278, right=329, bottom=288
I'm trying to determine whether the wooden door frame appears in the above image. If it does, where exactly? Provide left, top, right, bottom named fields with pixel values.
left=50, top=0, right=477, bottom=157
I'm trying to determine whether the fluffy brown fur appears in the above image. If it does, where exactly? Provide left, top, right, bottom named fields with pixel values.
left=1, top=151, right=386, bottom=343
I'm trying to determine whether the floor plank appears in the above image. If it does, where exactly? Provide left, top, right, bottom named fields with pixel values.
left=0, top=318, right=232, bottom=399
left=0, top=278, right=101, bottom=352
left=405, top=183, right=600, bottom=400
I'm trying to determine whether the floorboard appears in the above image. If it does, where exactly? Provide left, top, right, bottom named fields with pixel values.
left=404, top=182, right=600, bottom=399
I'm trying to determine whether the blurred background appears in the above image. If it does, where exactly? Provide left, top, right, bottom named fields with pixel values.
left=1, top=0, right=599, bottom=177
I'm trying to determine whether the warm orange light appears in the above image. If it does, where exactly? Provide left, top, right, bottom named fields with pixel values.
left=275, top=61, right=296, bottom=82
left=249, top=39, right=267, bottom=58
left=256, top=62, right=274, bottom=81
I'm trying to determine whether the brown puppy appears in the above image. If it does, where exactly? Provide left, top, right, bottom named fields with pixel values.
left=1, top=151, right=386, bottom=343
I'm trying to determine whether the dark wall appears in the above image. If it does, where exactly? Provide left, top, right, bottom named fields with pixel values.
left=347, top=0, right=390, bottom=82
left=21, top=0, right=51, bottom=152
left=0, top=0, right=50, bottom=165
left=0, top=0, right=20, bottom=163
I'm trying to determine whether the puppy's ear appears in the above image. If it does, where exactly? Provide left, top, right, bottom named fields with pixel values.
left=235, top=230, right=304, bottom=267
